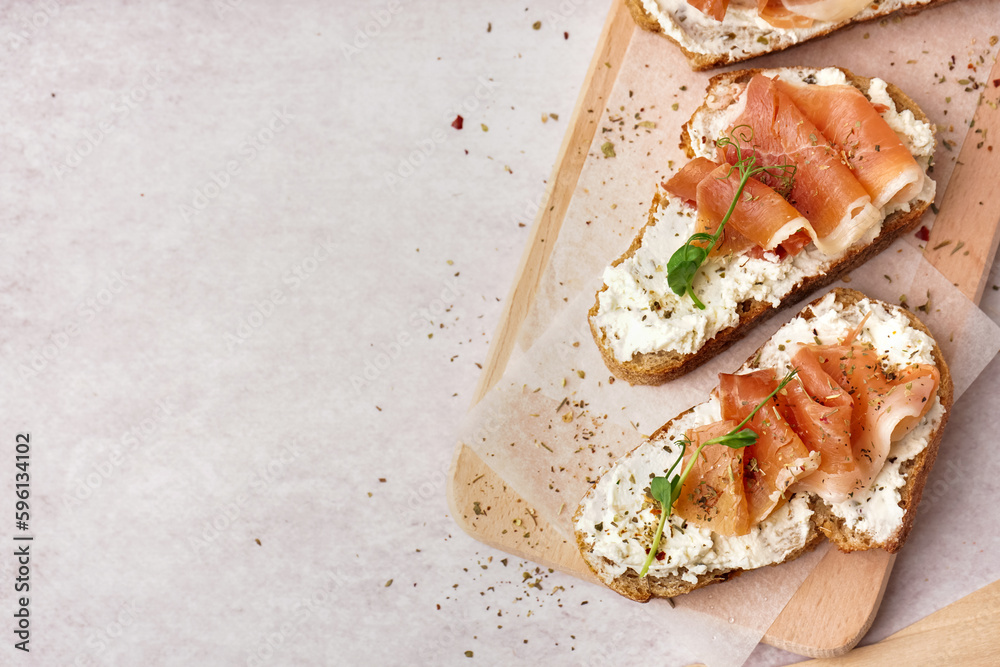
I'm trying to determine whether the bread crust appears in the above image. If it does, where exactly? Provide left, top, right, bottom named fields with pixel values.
left=576, top=289, right=953, bottom=601
left=624, top=0, right=959, bottom=71
left=591, top=68, right=933, bottom=386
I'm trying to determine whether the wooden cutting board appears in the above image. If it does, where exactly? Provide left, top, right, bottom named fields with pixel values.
left=448, top=0, right=1000, bottom=658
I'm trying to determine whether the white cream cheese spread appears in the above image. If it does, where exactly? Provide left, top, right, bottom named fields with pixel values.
left=592, top=196, right=838, bottom=359
left=577, top=293, right=943, bottom=581
left=592, top=68, right=935, bottom=363
left=639, top=0, right=933, bottom=59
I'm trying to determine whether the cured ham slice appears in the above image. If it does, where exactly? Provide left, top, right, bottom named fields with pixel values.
left=780, top=0, right=869, bottom=21
left=673, top=420, right=750, bottom=536
left=694, top=163, right=810, bottom=255
left=687, top=0, right=729, bottom=21
left=663, top=158, right=811, bottom=257
left=687, top=0, right=867, bottom=25
left=723, top=74, right=881, bottom=255
left=718, top=370, right=819, bottom=526
left=789, top=338, right=939, bottom=502
left=779, top=374, right=857, bottom=496
left=662, top=157, right=718, bottom=204
left=664, top=158, right=754, bottom=256
left=757, top=0, right=813, bottom=28
left=780, top=230, right=812, bottom=255
left=775, top=79, right=924, bottom=208
left=780, top=354, right=859, bottom=501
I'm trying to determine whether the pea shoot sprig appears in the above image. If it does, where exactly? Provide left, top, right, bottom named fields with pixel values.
left=666, top=126, right=797, bottom=310
left=638, top=369, right=798, bottom=577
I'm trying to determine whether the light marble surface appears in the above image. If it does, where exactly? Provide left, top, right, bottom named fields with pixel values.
left=2, top=1, right=999, bottom=666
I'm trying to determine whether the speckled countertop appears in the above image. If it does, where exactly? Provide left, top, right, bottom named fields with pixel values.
left=2, top=1, right=999, bottom=665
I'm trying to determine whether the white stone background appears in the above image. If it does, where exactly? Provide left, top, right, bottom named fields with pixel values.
left=1, top=1, right=998, bottom=665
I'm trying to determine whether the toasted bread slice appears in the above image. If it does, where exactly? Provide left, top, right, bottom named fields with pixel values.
left=590, top=67, right=934, bottom=386
left=576, top=289, right=952, bottom=601
left=625, top=0, right=958, bottom=71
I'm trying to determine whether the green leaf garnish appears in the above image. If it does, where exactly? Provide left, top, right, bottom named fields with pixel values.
left=637, top=447, right=685, bottom=577
left=665, top=243, right=709, bottom=308
left=638, top=369, right=798, bottom=577
left=666, top=126, right=797, bottom=310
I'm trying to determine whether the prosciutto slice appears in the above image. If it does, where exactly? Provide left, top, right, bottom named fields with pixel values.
left=775, top=78, right=924, bottom=208
left=673, top=420, right=751, bottom=536
left=722, top=74, right=881, bottom=255
left=718, top=370, right=820, bottom=526
left=789, top=338, right=939, bottom=502
left=686, top=0, right=868, bottom=24
left=780, top=0, right=870, bottom=21
left=663, top=157, right=810, bottom=257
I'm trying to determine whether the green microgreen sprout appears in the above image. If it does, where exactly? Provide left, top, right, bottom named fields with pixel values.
left=638, top=369, right=798, bottom=577
left=666, top=126, right=797, bottom=309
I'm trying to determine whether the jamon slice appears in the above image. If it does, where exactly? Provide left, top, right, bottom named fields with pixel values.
left=687, top=0, right=729, bottom=21
left=723, top=74, right=881, bottom=255
left=775, top=78, right=924, bottom=208
left=757, top=0, right=813, bottom=28
left=780, top=374, right=857, bottom=498
left=687, top=0, right=866, bottom=25
left=663, top=158, right=811, bottom=257
left=780, top=354, right=859, bottom=502
left=790, top=339, right=939, bottom=502
left=687, top=0, right=884, bottom=29
left=662, top=157, right=718, bottom=204
left=663, top=158, right=754, bottom=256
left=779, top=0, right=870, bottom=21
left=693, top=163, right=810, bottom=255
left=673, top=420, right=750, bottom=536
left=718, top=370, right=819, bottom=526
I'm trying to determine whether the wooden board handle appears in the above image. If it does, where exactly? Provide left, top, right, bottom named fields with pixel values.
left=471, top=2, right=635, bottom=405
left=923, top=51, right=1000, bottom=306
